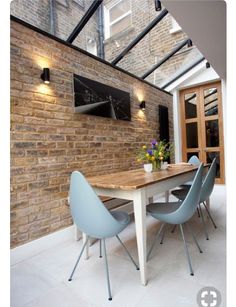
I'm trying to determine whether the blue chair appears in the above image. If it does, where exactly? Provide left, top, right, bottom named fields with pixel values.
left=180, top=155, right=201, bottom=188
left=172, top=158, right=217, bottom=240
left=68, top=171, right=139, bottom=301
left=147, top=164, right=204, bottom=276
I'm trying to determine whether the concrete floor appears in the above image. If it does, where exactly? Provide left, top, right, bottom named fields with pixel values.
left=11, top=185, right=226, bottom=307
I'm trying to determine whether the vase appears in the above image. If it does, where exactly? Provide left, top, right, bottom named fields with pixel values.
left=161, top=161, right=168, bottom=170
left=152, top=160, right=161, bottom=171
left=143, top=163, right=153, bottom=173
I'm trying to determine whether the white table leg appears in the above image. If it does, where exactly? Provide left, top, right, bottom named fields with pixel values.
left=133, top=189, right=147, bottom=286
left=82, top=233, right=89, bottom=260
left=165, top=190, right=169, bottom=202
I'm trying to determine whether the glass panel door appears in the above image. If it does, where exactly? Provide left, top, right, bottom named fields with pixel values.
left=181, top=89, right=201, bottom=167
left=180, top=82, right=224, bottom=184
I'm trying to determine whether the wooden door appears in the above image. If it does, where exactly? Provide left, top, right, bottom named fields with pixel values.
left=180, top=81, right=225, bottom=184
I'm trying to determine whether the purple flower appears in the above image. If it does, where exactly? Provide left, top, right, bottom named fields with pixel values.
left=151, top=140, right=157, bottom=148
left=147, top=149, right=153, bottom=155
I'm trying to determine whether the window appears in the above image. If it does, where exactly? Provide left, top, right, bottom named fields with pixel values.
left=169, top=17, right=182, bottom=34
left=104, top=0, right=132, bottom=39
left=86, top=37, right=97, bottom=56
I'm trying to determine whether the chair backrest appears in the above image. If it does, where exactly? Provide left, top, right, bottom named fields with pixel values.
left=69, top=171, right=125, bottom=239
left=164, top=164, right=204, bottom=224
left=188, top=155, right=201, bottom=165
left=200, top=158, right=216, bottom=202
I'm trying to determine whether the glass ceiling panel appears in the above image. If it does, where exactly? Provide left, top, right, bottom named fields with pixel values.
left=154, top=48, right=204, bottom=88
left=10, top=0, right=206, bottom=90
left=10, top=0, right=95, bottom=43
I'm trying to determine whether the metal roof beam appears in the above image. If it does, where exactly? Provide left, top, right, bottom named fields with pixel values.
left=141, top=38, right=191, bottom=79
left=111, top=8, right=168, bottom=65
left=161, top=56, right=205, bottom=90
left=67, top=0, right=103, bottom=44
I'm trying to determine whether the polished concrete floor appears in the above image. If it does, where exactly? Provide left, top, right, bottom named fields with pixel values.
left=11, top=185, right=226, bottom=307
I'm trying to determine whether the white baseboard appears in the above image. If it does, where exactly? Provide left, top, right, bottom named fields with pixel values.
left=11, top=225, right=77, bottom=266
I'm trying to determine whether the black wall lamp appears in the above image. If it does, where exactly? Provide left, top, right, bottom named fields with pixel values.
left=140, top=101, right=146, bottom=111
left=41, top=68, right=50, bottom=84
left=155, top=0, right=162, bottom=11
left=187, top=39, right=193, bottom=48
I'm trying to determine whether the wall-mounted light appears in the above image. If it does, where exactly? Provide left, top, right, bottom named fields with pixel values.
left=187, top=39, right=193, bottom=47
left=41, top=68, right=50, bottom=84
left=140, top=101, right=146, bottom=111
left=155, top=0, right=162, bottom=11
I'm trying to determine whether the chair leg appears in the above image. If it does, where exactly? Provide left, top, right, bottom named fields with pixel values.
left=185, top=223, right=203, bottom=253
left=116, top=235, right=139, bottom=270
left=68, top=236, right=89, bottom=281
left=99, top=239, right=102, bottom=258
left=197, top=207, right=201, bottom=218
left=171, top=224, right=176, bottom=233
left=179, top=224, right=194, bottom=276
left=199, top=204, right=209, bottom=240
left=102, top=239, right=112, bottom=301
left=160, top=228, right=165, bottom=244
left=202, top=201, right=217, bottom=229
left=147, top=223, right=165, bottom=261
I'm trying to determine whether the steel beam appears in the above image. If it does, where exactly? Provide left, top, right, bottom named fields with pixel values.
left=111, top=8, right=168, bottom=65
left=67, top=0, right=103, bottom=44
left=142, top=38, right=191, bottom=79
left=161, top=57, right=205, bottom=90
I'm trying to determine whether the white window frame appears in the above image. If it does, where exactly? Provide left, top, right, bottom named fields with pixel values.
left=104, top=0, right=132, bottom=39
left=169, top=17, right=182, bottom=34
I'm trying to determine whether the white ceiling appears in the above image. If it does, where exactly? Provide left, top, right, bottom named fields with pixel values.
left=162, top=0, right=226, bottom=79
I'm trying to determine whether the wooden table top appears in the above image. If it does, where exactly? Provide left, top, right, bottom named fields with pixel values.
left=87, top=164, right=199, bottom=191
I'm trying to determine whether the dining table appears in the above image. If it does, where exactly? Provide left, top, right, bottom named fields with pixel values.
left=87, top=164, right=203, bottom=286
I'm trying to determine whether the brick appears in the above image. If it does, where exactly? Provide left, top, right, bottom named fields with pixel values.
left=10, top=18, right=173, bottom=248
left=28, top=180, right=49, bottom=190
left=13, top=142, right=36, bottom=149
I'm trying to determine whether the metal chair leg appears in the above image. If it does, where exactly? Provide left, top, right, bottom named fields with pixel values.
left=68, top=236, right=89, bottom=281
left=102, top=239, right=112, bottom=301
left=116, top=235, right=139, bottom=270
left=99, top=239, right=102, bottom=258
left=197, top=207, right=201, bottom=218
left=147, top=223, right=165, bottom=261
left=160, top=228, right=165, bottom=244
left=179, top=224, right=194, bottom=276
left=185, top=223, right=203, bottom=253
left=171, top=224, right=176, bottom=233
left=202, top=201, right=217, bottom=229
left=199, top=204, right=209, bottom=240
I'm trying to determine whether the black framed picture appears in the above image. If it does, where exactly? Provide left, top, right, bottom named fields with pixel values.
left=74, top=74, right=131, bottom=121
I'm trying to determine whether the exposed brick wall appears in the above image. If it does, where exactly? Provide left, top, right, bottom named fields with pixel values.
left=10, top=19, right=173, bottom=248
left=10, top=0, right=99, bottom=52
left=10, top=0, right=50, bottom=32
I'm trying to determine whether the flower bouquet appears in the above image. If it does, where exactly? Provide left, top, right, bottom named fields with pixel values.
left=137, top=140, right=174, bottom=172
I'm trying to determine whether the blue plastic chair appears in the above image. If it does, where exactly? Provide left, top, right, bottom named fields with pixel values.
left=172, top=158, right=217, bottom=240
left=180, top=155, right=201, bottom=188
left=68, top=171, right=139, bottom=301
left=147, top=164, right=204, bottom=276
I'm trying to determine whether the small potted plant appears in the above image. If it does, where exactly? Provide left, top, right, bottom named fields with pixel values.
left=137, top=140, right=174, bottom=172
